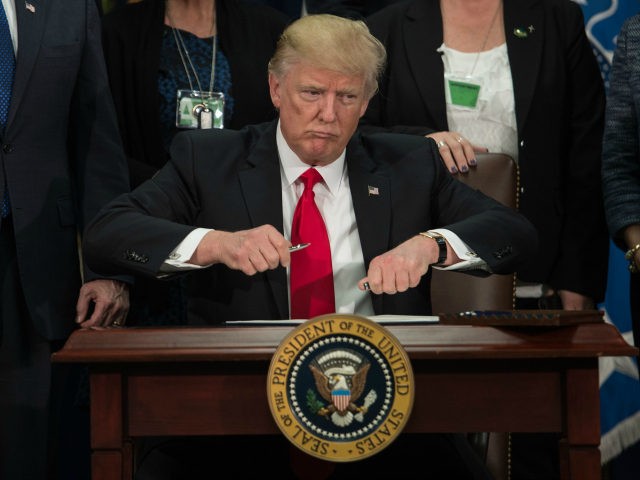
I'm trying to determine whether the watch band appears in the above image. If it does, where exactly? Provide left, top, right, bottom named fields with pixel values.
left=419, top=231, right=447, bottom=266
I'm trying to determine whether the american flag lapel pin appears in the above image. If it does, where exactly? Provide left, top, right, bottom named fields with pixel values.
left=368, top=185, right=379, bottom=196
left=25, top=2, right=36, bottom=13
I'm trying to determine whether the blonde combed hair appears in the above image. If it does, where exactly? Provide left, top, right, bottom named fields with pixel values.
left=268, top=14, right=387, bottom=99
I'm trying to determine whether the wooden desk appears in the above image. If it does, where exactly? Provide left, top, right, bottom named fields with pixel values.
left=53, top=317, right=638, bottom=480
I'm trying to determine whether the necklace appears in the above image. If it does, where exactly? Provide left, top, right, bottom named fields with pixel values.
left=469, top=1, right=503, bottom=77
left=166, top=2, right=216, bottom=95
left=172, top=28, right=216, bottom=94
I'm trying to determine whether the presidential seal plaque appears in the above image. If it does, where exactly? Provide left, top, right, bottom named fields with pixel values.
left=267, top=314, right=414, bottom=462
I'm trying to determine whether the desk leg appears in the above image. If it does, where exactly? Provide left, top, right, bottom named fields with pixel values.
left=90, top=372, right=132, bottom=480
left=561, top=364, right=601, bottom=480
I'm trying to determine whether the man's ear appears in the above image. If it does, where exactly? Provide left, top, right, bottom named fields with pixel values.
left=269, top=73, right=281, bottom=109
left=360, top=100, right=369, bottom=118
left=359, top=98, right=370, bottom=118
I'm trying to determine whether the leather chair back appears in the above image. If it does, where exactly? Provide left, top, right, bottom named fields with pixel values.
left=430, top=153, right=519, bottom=480
left=430, top=152, right=518, bottom=314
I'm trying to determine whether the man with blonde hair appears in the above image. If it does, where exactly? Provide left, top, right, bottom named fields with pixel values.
left=85, top=13, right=536, bottom=479
left=268, top=14, right=385, bottom=98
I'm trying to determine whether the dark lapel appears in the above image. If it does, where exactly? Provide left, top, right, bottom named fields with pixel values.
left=8, top=0, right=46, bottom=128
left=504, top=0, right=543, bottom=134
left=346, top=133, right=391, bottom=312
left=237, top=121, right=288, bottom=318
left=405, top=0, right=448, bottom=129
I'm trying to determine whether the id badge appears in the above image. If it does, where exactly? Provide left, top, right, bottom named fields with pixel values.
left=445, top=75, right=481, bottom=109
left=176, top=90, right=225, bottom=129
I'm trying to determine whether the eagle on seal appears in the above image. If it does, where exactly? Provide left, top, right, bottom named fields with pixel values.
left=310, top=360, right=370, bottom=422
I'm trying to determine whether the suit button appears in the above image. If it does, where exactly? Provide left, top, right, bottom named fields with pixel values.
left=2, top=144, right=13, bottom=153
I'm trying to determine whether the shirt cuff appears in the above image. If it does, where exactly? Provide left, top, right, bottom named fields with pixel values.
left=158, top=227, right=213, bottom=274
left=429, top=228, right=489, bottom=272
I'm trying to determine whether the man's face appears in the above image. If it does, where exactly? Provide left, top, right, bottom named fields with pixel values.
left=269, top=61, right=370, bottom=166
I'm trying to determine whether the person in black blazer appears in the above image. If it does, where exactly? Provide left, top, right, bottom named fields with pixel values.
left=361, top=1, right=608, bottom=478
left=84, top=15, right=536, bottom=477
left=0, top=0, right=130, bottom=478
left=102, top=0, right=290, bottom=189
left=362, top=0, right=608, bottom=311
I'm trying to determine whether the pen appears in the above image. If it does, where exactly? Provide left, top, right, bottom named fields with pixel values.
left=289, top=243, right=310, bottom=252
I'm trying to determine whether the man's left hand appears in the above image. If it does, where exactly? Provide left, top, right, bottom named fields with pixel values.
left=358, top=236, right=431, bottom=294
left=76, top=279, right=130, bottom=328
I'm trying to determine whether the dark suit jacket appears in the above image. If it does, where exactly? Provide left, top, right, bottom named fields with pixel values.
left=101, top=0, right=290, bottom=188
left=362, top=0, right=609, bottom=302
left=0, top=0, right=129, bottom=340
left=84, top=120, right=537, bottom=324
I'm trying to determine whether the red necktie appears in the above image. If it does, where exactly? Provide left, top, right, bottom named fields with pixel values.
left=290, top=168, right=335, bottom=319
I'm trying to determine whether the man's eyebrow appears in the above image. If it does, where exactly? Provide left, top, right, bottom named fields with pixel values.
left=298, top=81, right=322, bottom=89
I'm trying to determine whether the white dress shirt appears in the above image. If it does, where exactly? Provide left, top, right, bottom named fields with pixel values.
left=2, top=0, right=18, bottom=53
left=277, top=122, right=374, bottom=316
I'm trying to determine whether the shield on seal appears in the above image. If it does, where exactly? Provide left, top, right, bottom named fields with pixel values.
left=331, top=387, right=350, bottom=412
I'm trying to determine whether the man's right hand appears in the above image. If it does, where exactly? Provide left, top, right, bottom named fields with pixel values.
left=189, top=225, right=292, bottom=275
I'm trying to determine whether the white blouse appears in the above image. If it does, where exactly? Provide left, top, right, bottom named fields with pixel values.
left=438, top=42, right=518, bottom=162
